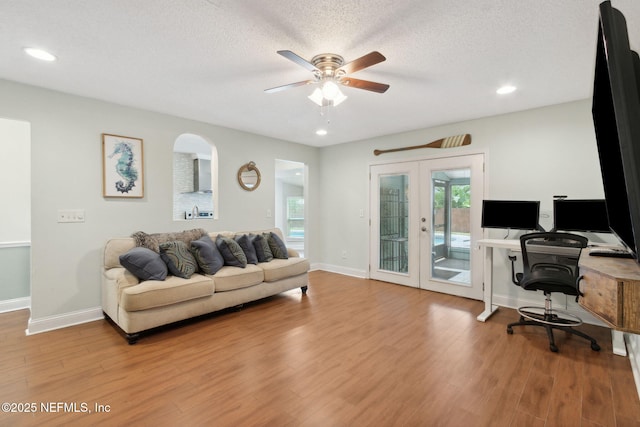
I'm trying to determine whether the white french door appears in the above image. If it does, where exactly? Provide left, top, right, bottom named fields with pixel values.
left=370, top=154, right=484, bottom=300
left=370, top=162, right=420, bottom=287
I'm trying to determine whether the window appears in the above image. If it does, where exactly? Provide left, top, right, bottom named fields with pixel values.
left=286, top=196, right=304, bottom=239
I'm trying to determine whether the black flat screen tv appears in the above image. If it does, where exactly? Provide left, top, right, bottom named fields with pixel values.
left=481, top=200, right=540, bottom=230
left=592, top=1, right=640, bottom=260
left=553, top=199, right=610, bottom=233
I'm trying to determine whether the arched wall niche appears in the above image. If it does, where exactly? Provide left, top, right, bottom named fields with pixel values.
left=173, top=133, right=219, bottom=220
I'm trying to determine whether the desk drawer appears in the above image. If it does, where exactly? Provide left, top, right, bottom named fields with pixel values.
left=579, top=268, right=620, bottom=327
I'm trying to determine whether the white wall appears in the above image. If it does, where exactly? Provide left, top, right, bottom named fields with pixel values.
left=0, top=78, right=625, bottom=331
left=319, top=99, right=613, bottom=295
left=0, top=117, right=30, bottom=306
left=0, top=118, right=30, bottom=242
left=0, top=79, right=320, bottom=330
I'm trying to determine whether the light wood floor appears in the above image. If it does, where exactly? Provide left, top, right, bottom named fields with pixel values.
left=1, top=270, right=639, bottom=426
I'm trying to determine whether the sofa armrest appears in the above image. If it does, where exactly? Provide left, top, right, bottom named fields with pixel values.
left=287, top=248, right=300, bottom=258
left=103, top=267, right=140, bottom=322
left=104, top=267, right=140, bottom=292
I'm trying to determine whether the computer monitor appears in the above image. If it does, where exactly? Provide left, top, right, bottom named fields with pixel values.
left=553, top=199, right=610, bottom=233
left=481, top=200, right=541, bottom=230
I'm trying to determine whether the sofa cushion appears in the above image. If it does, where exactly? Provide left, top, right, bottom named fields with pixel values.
left=235, top=234, right=258, bottom=264
left=216, top=235, right=247, bottom=267
left=119, top=247, right=168, bottom=281
left=159, top=241, right=198, bottom=279
left=191, top=234, right=224, bottom=275
left=120, top=274, right=214, bottom=311
left=265, top=232, right=288, bottom=259
left=251, top=233, right=273, bottom=262
left=260, top=257, right=310, bottom=282
left=213, top=264, right=264, bottom=292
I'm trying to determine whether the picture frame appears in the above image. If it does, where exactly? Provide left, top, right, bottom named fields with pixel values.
left=102, top=133, right=144, bottom=198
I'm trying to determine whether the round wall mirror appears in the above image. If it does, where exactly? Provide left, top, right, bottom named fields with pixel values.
left=237, top=161, right=261, bottom=191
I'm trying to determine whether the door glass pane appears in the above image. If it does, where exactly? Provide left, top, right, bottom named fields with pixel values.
left=431, top=169, right=471, bottom=285
left=379, top=174, right=409, bottom=273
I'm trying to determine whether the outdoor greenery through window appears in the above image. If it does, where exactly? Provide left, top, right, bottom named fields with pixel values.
left=286, top=196, right=304, bottom=239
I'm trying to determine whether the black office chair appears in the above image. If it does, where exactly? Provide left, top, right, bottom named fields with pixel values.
left=507, top=232, right=601, bottom=353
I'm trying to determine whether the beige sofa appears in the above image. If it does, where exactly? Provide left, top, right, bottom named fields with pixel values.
left=102, top=228, right=309, bottom=344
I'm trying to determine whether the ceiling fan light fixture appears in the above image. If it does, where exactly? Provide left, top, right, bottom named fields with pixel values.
left=332, top=91, right=347, bottom=106
left=321, top=80, right=340, bottom=100
left=308, top=88, right=324, bottom=106
left=308, top=85, right=347, bottom=107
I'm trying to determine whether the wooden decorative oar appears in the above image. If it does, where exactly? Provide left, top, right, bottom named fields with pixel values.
left=373, top=134, right=471, bottom=156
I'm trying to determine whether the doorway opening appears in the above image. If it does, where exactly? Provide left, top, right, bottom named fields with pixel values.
left=275, top=159, right=306, bottom=257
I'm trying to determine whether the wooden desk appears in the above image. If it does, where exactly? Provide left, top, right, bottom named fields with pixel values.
left=579, top=249, right=640, bottom=355
left=479, top=239, right=634, bottom=356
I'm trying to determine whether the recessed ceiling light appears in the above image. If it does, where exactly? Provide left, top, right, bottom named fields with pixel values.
left=496, top=85, right=516, bottom=95
left=23, top=47, right=57, bottom=62
left=316, top=129, right=328, bottom=136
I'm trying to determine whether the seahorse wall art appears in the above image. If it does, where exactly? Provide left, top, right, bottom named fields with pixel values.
left=108, top=141, right=139, bottom=193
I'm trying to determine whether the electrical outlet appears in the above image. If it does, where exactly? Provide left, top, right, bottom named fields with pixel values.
left=341, top=250, right=347, bottom=259
left=266, top=209, right=272, bottom=218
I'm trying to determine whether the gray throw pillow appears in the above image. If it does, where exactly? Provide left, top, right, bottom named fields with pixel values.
left=250, top=233, right=273, bottom=262
left=119, top=247, right=168, bottom=281
left=216, top=235, right=247, bottom=267
left=265, top=232, right=288, bottom=259
left=235, top=234, right=259, bottom=264
left=191, top=234, right=224, bottom=275
left=159, top=240, right=198, bottom=278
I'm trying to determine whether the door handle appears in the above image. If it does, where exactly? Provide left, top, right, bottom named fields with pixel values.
left=421, top=227, right=428, bottom=232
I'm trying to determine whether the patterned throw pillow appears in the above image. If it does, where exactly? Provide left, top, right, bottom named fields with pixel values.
left=264, top=232, right=288, bottom=259
left=216, top=235, right=248, bottom=267
left=159, top=241, right=198, bottom=278
left=250, top=233, right=273, bottom=262
left=191, top=234, right=224, bottom=275
left=234, top=234, right=259, bottom=264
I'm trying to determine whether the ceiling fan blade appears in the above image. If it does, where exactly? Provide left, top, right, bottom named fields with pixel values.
left=264, top=80, right=315, bottom=93
left=339, top=77, right=389, bottom=93
left=277, top=50, right=319, bottom=72
left=338, top=51, right=386, bottom=74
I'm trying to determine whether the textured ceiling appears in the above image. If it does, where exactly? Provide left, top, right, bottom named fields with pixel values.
left=1, top=0, right=640, bottom=147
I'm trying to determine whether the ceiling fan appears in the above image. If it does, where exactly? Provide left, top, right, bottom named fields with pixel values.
left=265, top=50, right=390, bottom=106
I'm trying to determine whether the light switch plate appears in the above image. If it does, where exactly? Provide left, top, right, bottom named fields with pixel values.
left=58, top=209, right=85, bottom=223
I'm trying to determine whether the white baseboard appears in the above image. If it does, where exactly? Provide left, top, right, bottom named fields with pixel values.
left=0, top=296, right=31, bottom=313
left=26, top=307, right=104, bottom=336
left=311, top=263, right=367, bottom=279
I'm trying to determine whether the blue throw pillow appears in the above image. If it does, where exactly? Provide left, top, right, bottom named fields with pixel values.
left=119, top=247, right=168, bottom=281
left=191, top=234, right=224, bottom=275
